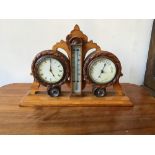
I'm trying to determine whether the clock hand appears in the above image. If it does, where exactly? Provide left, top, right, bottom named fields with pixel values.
left=51, top=70, right=55, bottom=77
left=49, top=59, right=55, bottom=77
left=98, top=63, right=106, bottom=78
left=49, top=59, right=52, bottom=72
left=102, top=63, right=107, bottom=72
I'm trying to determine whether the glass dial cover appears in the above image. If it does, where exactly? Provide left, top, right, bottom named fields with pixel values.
left=37, top=57, right=64, bottom=84
left=89, top=57, right=116, bottom=84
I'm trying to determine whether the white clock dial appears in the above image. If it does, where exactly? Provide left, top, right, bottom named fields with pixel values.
left=89, top=58, right=116, bottom=84
left=38, top=57, right=64, bottom=83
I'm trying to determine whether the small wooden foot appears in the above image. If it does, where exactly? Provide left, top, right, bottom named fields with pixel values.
left=113, top=82, right=124, bottom=96
left=30, top=81, right=40, bottom=95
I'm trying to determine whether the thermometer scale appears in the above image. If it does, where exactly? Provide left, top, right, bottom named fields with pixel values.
left=70, top=38, right=82, bottom=96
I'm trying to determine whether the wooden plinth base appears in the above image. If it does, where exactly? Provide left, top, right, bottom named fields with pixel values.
left=20, top=91, right=133, bottom=107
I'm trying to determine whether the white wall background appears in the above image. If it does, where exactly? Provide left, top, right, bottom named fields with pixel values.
left=0, top=19, right=153, bottom=86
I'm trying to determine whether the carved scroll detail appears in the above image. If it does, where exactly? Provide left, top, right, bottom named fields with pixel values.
left=83, top=40, right=101, bottom=58
left=66, top=24, right=88, bottom=43
left=52, top=40, right=71, bottom=58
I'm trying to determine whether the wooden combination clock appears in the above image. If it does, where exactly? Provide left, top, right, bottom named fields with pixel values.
left=20, top=25, right=133, bottom=107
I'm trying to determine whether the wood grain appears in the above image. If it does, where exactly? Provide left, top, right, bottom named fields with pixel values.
left=20, top=93, right=132, bottom=107
left=0, top=83, right=155, bottom=134
left=20, top=82, right=132, bottom=107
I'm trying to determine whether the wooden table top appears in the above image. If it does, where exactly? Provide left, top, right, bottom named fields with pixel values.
left=0, top=83, right=155, bottom=135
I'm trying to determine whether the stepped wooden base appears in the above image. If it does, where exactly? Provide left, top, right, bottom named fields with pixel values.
left=20, top=91, right=133, bottom=107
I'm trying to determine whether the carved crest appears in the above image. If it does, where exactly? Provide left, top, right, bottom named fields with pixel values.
left=52, top=24, right=101, bottom=59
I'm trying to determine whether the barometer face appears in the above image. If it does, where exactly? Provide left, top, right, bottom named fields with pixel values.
left=89, top=57, right=116, bottom=84
left=36, top=56, right=64, bottom=84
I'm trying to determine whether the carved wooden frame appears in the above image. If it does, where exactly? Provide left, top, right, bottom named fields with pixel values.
left=52, top=25, right=101, bottom=60
left=83, top=51, right=123, bottom=95
left=30, top=50, right=70, bottom=94
left=83, top=51, right=122, bottom=86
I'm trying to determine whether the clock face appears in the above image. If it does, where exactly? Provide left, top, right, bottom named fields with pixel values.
left=37, top=56, right=64, bottom=84
left=89, top=57, right=116, bottom=84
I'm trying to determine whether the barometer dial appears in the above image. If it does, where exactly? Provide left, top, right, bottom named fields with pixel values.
left=83, top=51, right=122, bottom=87
left=89, top=57, right=116, bottom=84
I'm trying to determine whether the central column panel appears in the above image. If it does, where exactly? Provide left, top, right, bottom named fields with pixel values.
left=70, top=38, right=83, bottom=96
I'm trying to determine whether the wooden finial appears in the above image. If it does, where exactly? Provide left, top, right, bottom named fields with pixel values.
left=74, top=24, right=80, bottom=30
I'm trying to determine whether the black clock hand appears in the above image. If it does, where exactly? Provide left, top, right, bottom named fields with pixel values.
left=98, top=63, right=106, bottom=78
left=49, top=59, right=55, bottom=77
left=102, top=63, right=107, bottom=72
left=49, top=59, right=52, bottom=71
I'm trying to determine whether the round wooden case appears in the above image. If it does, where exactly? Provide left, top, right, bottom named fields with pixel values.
left=31, top=50, right=70, bottom=87
left=83, top=51, right=122, bottom=88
